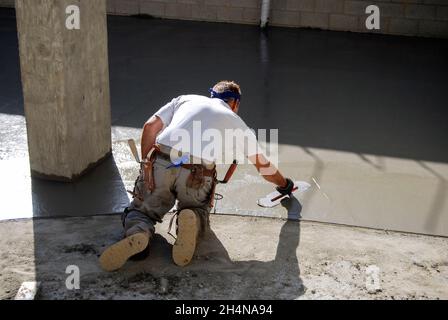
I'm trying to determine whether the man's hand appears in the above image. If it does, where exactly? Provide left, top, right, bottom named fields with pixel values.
left=276, top=178, right=295, bottom=196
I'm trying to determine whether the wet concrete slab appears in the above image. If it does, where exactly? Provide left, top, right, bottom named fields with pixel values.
left=0, top=154, right=130, bottom=220
left=0, top=9, right=447, bottom=236
left=2, top=9, right=448, bottom=163
left=214, top=147, right=448, bottom=237
left=2, top=132, right=447, bottom=236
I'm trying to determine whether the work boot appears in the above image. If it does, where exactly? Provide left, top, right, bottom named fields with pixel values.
left=99, top=232, right=150, bottom=272
left=172, top=209, right=200, bottom=267
left=129, top=242, right=151, bottom=261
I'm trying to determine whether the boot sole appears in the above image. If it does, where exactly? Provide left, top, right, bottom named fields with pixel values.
left=172, top=209, right=198, bottom=267
left=99, top=232, right=149, bottom=272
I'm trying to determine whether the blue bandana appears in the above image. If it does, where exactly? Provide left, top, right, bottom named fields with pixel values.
left=209, top=88, right=241, bottom=101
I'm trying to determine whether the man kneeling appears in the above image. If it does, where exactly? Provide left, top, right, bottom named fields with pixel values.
left=99, top=80, right=294, bottom=271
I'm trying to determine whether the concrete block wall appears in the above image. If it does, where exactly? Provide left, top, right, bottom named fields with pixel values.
left=1, top=0, right=447, bottom=38
left=107, top=0, right=448, bottom=38
left=107, top=0, right=262, bottom=24
left=0, top=0, right=14, bottom=7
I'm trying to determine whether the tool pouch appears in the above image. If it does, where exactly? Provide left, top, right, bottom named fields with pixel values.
left=143, top=144, right=160, bottom=193
left=144, top=161, right=155, bottom=193
left=186, top=165, right=205, bottom=190
left=127, top=169, right=144, bottom=202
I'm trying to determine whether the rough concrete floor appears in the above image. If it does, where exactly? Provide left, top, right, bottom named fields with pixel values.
left=0, top=214, right=447, bottom=300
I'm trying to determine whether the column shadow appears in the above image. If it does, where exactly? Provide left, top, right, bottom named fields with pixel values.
left=30, top=156, right=130, bottom=217
left=30, top=155, right=130, bottom=299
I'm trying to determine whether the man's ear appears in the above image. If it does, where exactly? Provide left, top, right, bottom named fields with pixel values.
left=234, top=100, right=240, bottom=113
left=230, top=99, right=239, bottom=112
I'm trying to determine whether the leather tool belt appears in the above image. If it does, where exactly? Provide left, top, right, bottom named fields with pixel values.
left=142, top=144, right=217, bottom=208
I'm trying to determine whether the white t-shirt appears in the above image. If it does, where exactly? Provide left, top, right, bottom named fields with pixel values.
left=153, top=95, right=260, bottom=164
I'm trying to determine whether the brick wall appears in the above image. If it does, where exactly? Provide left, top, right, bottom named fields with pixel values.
left=2, top=0, right=448, bottom=38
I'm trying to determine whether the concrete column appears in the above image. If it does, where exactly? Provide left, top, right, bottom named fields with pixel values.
left=15, top=0, right=111, bottom=181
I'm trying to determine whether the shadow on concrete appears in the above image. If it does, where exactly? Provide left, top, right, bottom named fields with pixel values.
left=30, top=155, right=131, bottom=299
left=192, top=198, right=304, bottom=299
left=0, top=8, right=23, bottom=117
left=357, top=153, right=385, bottom=170
left=30, top=156, right=130, bottom=218
left=200, top=223, right=304, bottom=299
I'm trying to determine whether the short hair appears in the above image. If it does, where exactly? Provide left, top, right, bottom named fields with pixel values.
left=212, top=80, right=242, bottom=102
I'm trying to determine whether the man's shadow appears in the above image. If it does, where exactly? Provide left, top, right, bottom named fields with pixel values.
left=192, top=196, right=305, bottom=299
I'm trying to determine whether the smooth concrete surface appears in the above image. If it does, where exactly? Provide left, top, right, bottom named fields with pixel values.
left=1, top=10, right=447, bottom=236
left=15, top=1, right=111, bottom=180
left=2, top=128, right=447, bottom=236
left=106, top=16, right=448, bottom=164
left=0, top=156, right=129, bottom=220
left=214, top=145, right=448, bottom=237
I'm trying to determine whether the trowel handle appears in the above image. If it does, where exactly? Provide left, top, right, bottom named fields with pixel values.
left=271, top=186, right=298, bottom=202
left=128, top=139, right=141, bottom=163
left=220, top=160, right=238, bottom=184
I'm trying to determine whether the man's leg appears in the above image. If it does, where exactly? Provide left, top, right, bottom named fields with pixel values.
left=122, top=209, right=156, bottom=261
left=99, top=230, right=150, bottom=272
left=172, top=167, right=215, bottom=266
left=100, top=158, right=176, bottom=271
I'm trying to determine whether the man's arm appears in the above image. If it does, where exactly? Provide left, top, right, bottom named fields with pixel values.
left=248, top=153, right=287, bottom=188
left=141, top=115, right=164, bottom=160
